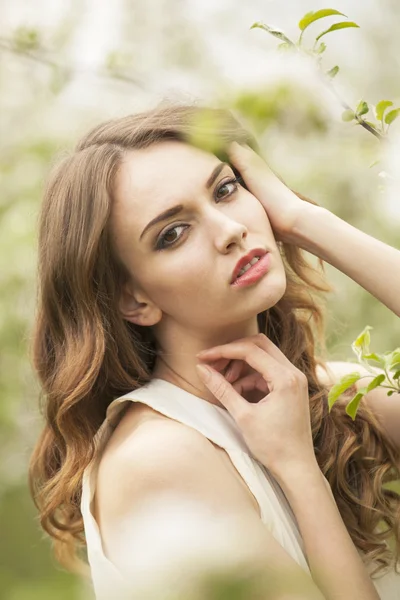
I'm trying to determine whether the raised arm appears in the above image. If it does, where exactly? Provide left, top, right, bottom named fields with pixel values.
left=292, top=204, right=400, bottom=318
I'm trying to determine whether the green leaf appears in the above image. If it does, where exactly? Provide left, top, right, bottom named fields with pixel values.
left=369, top=159, right=380, bottom=169
left=384, top=108, right=400, bottom=125
left=386, top=350, right=400, bottom=370
left=375, top=100, right=393, bottom=121
left=316, top=21, right=360, bottom=42
left=351, top=325, right=373, bottom=361
left=387, top=390, right=397, bottom=396
left=277, top=42, right=293, bottom=52
left=327, top=65, right=339, bottom=78
left=250, top=22, right=295, bottom=45
left=346, top=389, right=368, bottom=420
left=328, top=372, right=362, bottom=410
left=342, top=109, right=355, bottom=121
left=363, top=352, right=387, bottom=368
left=315, top=42, right=327, bottom=54
left=299, top=9, right=347, bottom=31
left=366, top=374, right=386, bottom=392
left=356, top=100, right=369, bottom=116
left=392, top=370, right=400, bottom=381
left=13, top=26, right=41, bottom=52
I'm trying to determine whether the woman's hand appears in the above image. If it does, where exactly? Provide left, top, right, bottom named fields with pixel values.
left=195, top=333, right=318, bottom=477
left=228, top=141, right=322, bottom=244
left=202, top=356, right=262, bottom=403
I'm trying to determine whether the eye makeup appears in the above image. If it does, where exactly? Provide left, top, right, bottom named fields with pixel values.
left=154, top=174, right=244, bottom=251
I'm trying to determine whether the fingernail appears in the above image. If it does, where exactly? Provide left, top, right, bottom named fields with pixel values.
left=196, top=364, right=212, bottom=382
left=225, top=365, right=234, bottom=380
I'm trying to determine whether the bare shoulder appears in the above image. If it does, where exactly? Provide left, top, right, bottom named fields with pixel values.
left=94, top=402, right=260, bottom=534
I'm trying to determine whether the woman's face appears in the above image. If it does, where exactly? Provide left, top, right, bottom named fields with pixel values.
left=110, top=140, right=287, bottom=341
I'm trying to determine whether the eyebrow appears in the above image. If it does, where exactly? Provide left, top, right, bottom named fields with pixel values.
left=139, top=162, right=229, bottom=242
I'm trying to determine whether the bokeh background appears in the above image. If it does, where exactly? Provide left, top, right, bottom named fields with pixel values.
left=1, top=0, right=399, bottom=598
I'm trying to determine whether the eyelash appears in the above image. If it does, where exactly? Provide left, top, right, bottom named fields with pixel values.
left=155, top=176, right=243, bottom=251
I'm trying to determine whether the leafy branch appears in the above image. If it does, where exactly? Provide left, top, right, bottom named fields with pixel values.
left=0, top=26, right=149, bottom=94
left=250, top=12, right=400, bottom=420
left=250, top=9, right=400, bottom=143
left=328, top=326, right=400, bottom=420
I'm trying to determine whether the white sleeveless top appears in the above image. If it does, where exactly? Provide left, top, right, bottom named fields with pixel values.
left=80, top=378, right=400, bottom=599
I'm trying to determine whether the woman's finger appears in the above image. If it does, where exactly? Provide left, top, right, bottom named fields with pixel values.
left=197, top=340, right=287, bottom=393
left=195, top=364, right=253, bottom=419
left=224, top=359, right=245, bottom=382
left=197, top=334, right=294, bottom=371
left=207, top=357, right=231, bottom=372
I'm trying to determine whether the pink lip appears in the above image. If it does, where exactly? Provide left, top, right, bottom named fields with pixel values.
left=231, top=248, right=267, bottom=284
left=230, top=252, right=271, bottom=287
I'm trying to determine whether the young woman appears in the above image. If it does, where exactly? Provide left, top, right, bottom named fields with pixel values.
left=28, top=104, right=400, bottom=599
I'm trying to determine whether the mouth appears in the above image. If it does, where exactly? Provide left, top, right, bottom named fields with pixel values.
left=230, top=252, right=271, bottom=287
left=230, top=248, right=268, bottom=284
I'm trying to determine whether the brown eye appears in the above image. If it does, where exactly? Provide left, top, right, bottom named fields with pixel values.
left=155, top=177, right=240, bottom=251
left=214, top=178, right=240, bottom=201
left=155, top=224, right=188, bottom=250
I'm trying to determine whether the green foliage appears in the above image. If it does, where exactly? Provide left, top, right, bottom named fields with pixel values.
left=298, top=9, right=348, bottom=32
left=315, top=42, right=327, bottom=54
left=326, top=65, right=339, bottom=78
left=315, top=21, right=360, bottom=43
left=375, top=100, right=394, bottom=122
left=251, top=8, right=399, bottom=144
left=0, top=483, right=82, bottom=599
left=356, top=100, right=369, bottom=117
left=385, top=107, right=400, bottom=125
left=250, top=22, right=295, bottom=46
left=277, top=42, right=294, bottom=53
left=342, top=109, right=355, bottom=121
left=12, top=27, right=41, bottom=52
left=231, top=84, right=328, bottom=135
left=105, top=50, right=133, bottom=74
left=328, top=326, right=400, bottom=420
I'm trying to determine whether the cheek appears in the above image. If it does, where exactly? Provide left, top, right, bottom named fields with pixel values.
left=144, top=260, right=209, bottom=307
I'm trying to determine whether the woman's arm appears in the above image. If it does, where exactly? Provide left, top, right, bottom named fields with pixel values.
left=292, top=204, right=400, bottom=318
left=274, top=460, right=380, bottom=600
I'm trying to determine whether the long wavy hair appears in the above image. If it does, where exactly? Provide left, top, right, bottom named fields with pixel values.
left=28, top=103, right=400, bottom=579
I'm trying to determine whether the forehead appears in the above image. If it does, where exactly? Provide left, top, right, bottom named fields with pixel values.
left=114, top=140, right=219, bottom=209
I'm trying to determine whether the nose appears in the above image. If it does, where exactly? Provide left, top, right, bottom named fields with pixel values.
left=211, top=213, right=248, bottom=253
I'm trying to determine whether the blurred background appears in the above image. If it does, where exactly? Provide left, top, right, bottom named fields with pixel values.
left=1, top=0, right=399, bottom=598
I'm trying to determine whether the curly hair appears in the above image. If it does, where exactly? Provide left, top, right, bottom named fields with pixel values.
left=28, top=102, right=400, bottom=579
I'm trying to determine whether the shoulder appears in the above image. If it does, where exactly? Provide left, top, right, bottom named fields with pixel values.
left=98, top=410, right=211, bottom=491
left=113, top=416, right=216, bottom=484
left=95, top=407, right=259, bottom=524
left=316, top=360, right=374, bottom=390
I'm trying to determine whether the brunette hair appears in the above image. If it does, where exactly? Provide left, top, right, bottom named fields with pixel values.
left=28, top=102, right=400, bottom=578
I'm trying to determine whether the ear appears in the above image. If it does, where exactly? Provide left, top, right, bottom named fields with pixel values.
left=118, top=284, right=162, bottom=327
